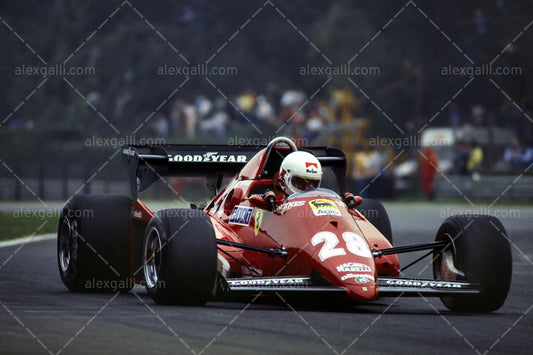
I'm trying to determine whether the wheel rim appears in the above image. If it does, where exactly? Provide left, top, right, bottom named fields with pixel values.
left=434, top=233, right=464, bottom=281
left=59, top=217, right=76, bottom=273
left=144, top=226, right=162, bottom=289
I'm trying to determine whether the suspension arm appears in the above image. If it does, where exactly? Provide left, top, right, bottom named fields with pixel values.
left=373, top=240, right=450, bottom=258
left=217, top=239, right=288, bottom=259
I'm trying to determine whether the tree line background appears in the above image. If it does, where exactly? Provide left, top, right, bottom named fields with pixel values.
left=0, top=0, right=532, bottom=169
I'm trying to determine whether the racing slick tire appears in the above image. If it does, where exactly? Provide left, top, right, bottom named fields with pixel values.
left=57, top=194, right=133, bottom=293
left=433, top=215, right=512, bottom=312
left=142, top=209, right=217, bottom=305
left=357, top=198, right=393, bottom=244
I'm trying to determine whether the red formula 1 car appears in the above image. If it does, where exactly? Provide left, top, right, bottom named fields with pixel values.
left=57, top=137, right=512, bottom=312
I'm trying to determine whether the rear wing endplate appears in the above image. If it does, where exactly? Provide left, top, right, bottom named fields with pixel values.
left=122, top=144, right=260, bottom=200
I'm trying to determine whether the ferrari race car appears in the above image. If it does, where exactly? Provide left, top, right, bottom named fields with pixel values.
left=57, top=137, right=512, bottom=312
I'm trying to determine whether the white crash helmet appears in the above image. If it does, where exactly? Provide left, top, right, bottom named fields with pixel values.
left=279, top=151, right=323, bottom=196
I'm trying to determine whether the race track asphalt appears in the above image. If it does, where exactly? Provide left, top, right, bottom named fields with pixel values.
left=0, top=202, right=531, bottom=354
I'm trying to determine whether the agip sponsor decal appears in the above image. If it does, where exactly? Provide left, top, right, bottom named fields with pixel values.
left=229, top=206, right=253, bottom=226
left=309, top=199, right=341, bottom=217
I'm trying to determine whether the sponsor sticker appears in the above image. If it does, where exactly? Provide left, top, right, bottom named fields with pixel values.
left=254, top=210, right=263, bottom=236
left=168, top=152, right=247, bottom=163
left=274, top=200, right=305, bottom=213
left=228, top=277, right=309, bottom=287
left=336, top=262, right=372, bottom=273
left=229, top=206, right=253, bottom=226
left=305, top=162, right=319, bottom=174
left=340, top=273, right=375, bottom=282
left=383, top=279, right=465, bottom=289
left=309, top=199, right=341, bottom=217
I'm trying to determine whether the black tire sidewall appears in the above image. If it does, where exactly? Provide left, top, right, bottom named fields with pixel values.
left=356, top=198, right=393, bottom=244
left=435, top=215, right=512, bottom=312
left=57, top=194, right=132, bottom=292
left=57, top=200, right=82, bottom=291
left=143, top=209, right=217, bottom=305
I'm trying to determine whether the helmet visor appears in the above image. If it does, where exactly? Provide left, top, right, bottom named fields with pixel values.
left=290, top=175, right=320, bottom=191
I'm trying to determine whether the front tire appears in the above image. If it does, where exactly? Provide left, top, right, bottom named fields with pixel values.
left=433, top=215, right=512, bottom=312
left=142, top=209, right=217, bottom=305
left=57, top=194, right=132, bottom=292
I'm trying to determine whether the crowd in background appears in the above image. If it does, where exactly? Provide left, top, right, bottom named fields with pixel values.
left=144, top=87, right=334, bottom=146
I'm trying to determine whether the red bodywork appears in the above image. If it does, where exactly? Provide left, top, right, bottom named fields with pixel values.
left=132, top=145, right=399, bottom=302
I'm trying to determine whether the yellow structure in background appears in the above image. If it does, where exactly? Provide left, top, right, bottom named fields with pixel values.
left=330, top=88, right=371, bottom=175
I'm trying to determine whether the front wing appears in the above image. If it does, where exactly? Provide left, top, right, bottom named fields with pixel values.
left=224, top=275, right=480, bottom=298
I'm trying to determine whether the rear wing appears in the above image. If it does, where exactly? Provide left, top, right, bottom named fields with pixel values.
left=122, top=144, right=346, bottom=200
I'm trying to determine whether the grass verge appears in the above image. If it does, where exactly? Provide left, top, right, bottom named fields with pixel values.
left=0, top=211, right=57, bottom=241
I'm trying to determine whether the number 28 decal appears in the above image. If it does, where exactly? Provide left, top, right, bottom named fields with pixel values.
left=311, top=231, right=372, bottom=261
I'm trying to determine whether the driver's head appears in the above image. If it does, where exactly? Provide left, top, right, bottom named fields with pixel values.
left=279, top=151, right=323, bottom=196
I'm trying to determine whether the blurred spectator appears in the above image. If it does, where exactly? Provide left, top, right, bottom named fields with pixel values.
left=254, top=95, right=275, bottom=124
left=170, top=100, right=186, bottom=136
left=198, top=107, right=229, bottom=138
left=522, top=140, right=533, bottom=168
left=304, top=108, right=324, bottom=144
left=266, top=83, right=282, bottom=114
left=236, top=90, right=257, bottom=114
left=473, top=9, right=488, bottom=59
left=278, top=90, right=307, bottom=138
left=113, top=86, right=132, bottom=118
left=453, top=140, right=470, bottom=175
left=471, top=104, right=485, bottom=126
left=195, top=95, right=213, bottom=118
left=419, top=144, right=439, bottom=199
left=496, top=0, right=508, bottom=20
left=183, top=102, right=198, bottom=139
left=152, top=113, right=169, bottom=137
left=467, top=141, right=484, bottom=180
left=281, top=90, right=305, bottom=108
left=350, top=145, right=375, bottom=196
left=123, top=64, right=134, bottom=85
left=86, top=90, right=101, bottom=106
left=349, top=145, right=390, bottom=198
left=474, top=9, right=488, bottom=35
left=504, top=138, right=523, bottom=169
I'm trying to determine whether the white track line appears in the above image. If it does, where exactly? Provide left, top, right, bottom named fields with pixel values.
left=0, top=234, right=55, bottom=248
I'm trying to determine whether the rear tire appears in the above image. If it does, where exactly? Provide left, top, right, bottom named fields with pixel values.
left=433, top=215, right=512, bottom=312
left=357, top=198, right=393, bottom=244
left=142, top=209, right=217, bottom=305
left=57, top=194, right=132, bottom=293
